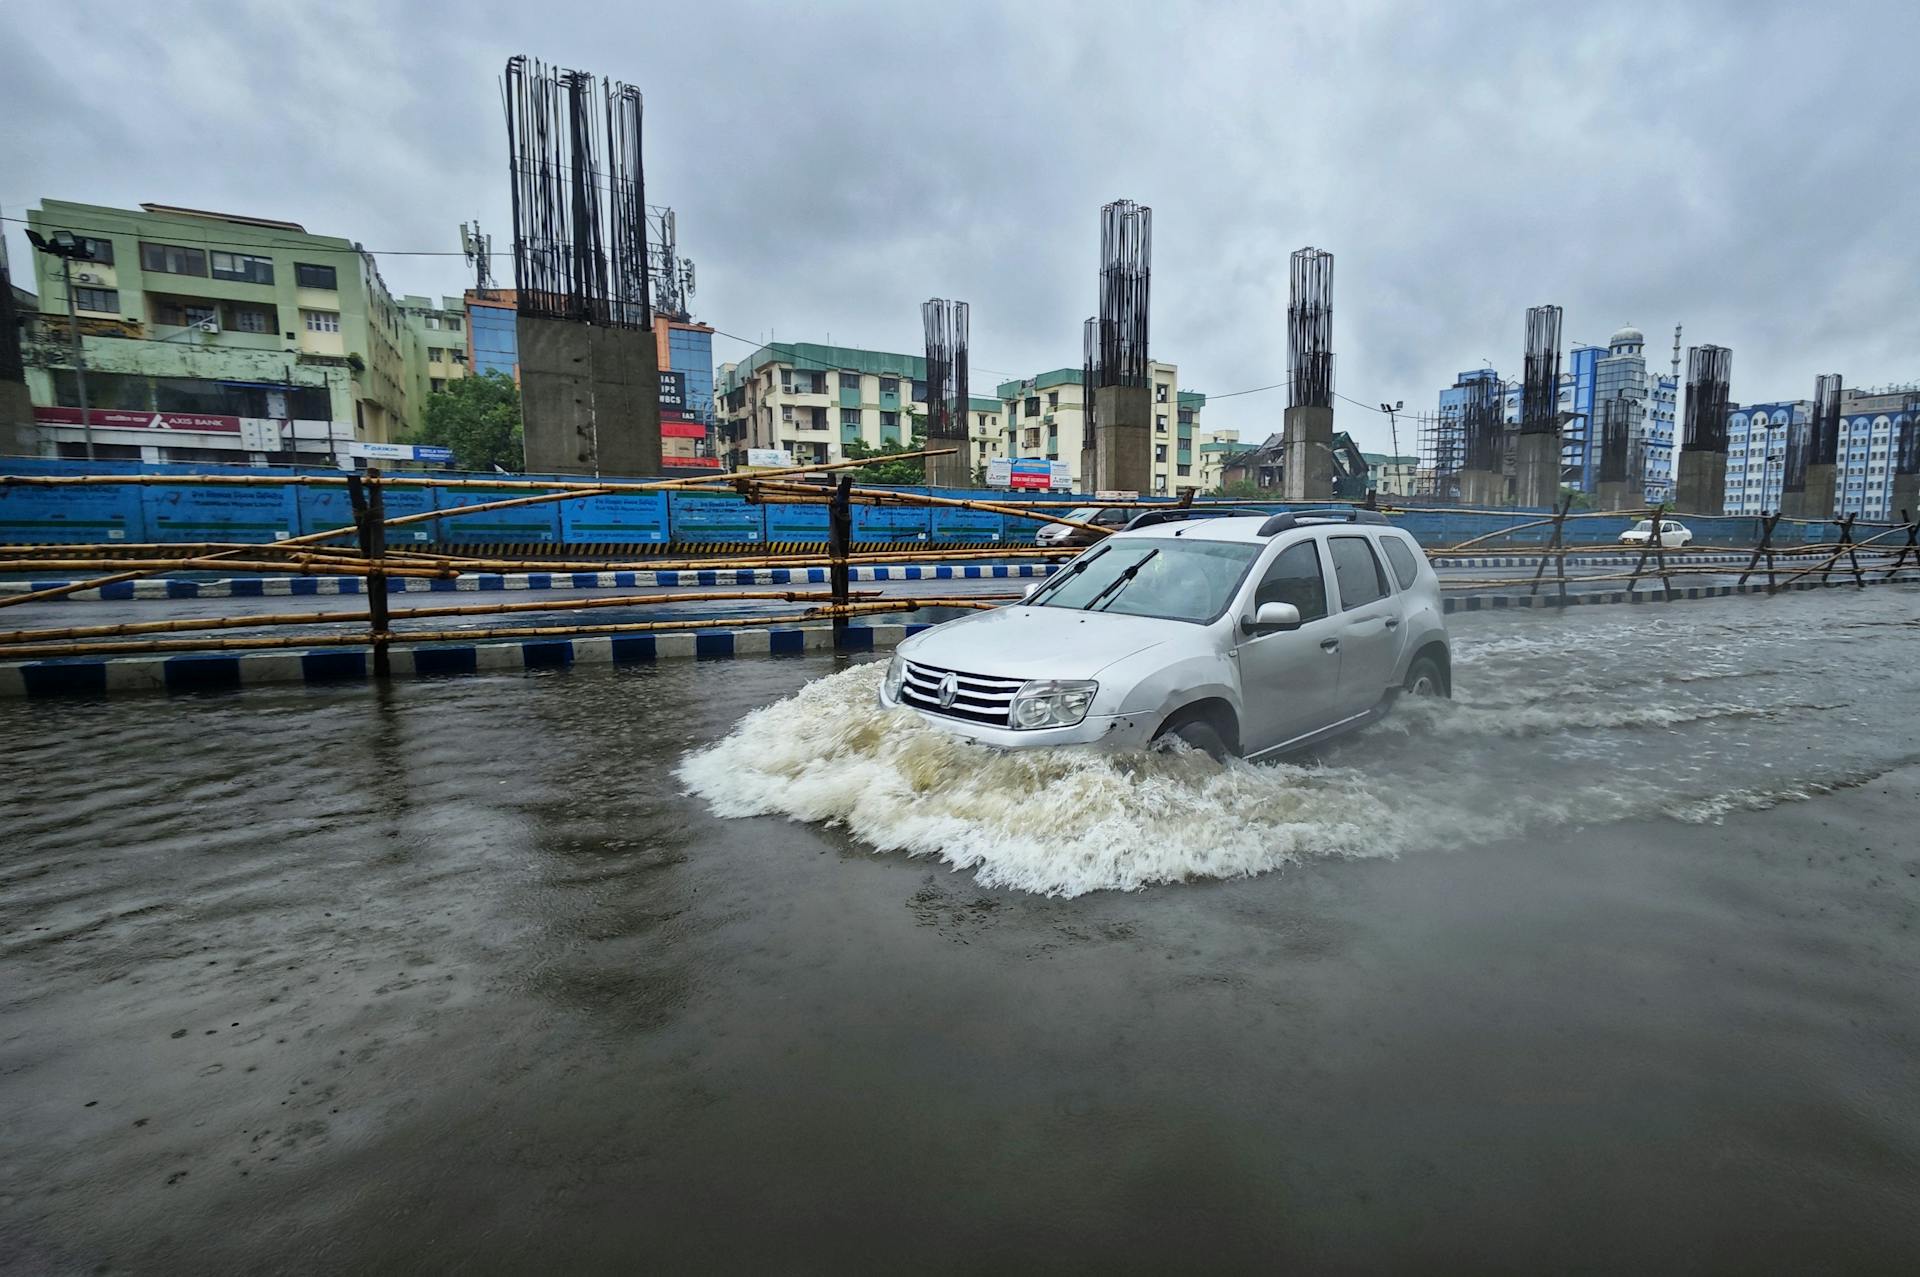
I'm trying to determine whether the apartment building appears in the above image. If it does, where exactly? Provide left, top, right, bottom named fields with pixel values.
left=715, top=341, right=1004, bottom=474
left=21, top=199, right=418, bottom=463
left=995, top=361, right=1205, bottom=493
left=401, top=294, right=469, bottom=405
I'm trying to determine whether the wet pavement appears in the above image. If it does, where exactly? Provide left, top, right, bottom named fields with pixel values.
left=2, top=587, right=1918, bottom=1271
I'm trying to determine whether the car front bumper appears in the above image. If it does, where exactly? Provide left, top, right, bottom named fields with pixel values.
left=876, top=688, right=1158, bottom=751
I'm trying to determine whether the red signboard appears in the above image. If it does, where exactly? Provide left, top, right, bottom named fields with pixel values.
left=35, top=406, right=243, bottom=434
left=662, top=456, right=724, bottom=469
left=661, top=421, right=708, bottom=439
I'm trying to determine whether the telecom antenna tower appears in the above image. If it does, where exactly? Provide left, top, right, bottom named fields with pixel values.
left=648, top=207, right=697, bottom=322
left=460, top=221, right=494, bottom=293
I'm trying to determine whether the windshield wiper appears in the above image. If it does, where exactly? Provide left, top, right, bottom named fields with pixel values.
left=1083, top=550, right=1158, bottom=612
left=1026, top=547, right=1105, bottom=605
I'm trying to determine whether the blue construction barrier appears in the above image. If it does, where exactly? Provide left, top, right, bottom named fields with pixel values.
left=0, top=455, right=1880, bottom=552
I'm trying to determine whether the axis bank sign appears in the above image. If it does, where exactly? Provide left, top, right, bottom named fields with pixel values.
left=36, top=406, right=243, bottom=434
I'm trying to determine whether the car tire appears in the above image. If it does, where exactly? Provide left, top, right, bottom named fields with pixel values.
left=1155, top=718, right=1229, bottom=762
left=1403, top=654, right=1448, bottom=699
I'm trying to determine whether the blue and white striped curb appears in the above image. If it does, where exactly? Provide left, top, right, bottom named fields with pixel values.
left=0, top=561, right=1062, bottom=601
left=0, top=623, right=925, bottom=698
left=5, top=574, right=1914, bottom=699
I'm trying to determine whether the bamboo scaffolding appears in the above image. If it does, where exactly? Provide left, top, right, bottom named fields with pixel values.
left=0, top=556, right=455, bottom=579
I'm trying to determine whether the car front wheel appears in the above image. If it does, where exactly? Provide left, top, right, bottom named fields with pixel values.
left=1153, top=718, right=1229, bottom=761
left=1403, top=654, right=1448, bottom=699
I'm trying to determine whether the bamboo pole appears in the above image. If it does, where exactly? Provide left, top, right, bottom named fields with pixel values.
left=0, top=589, right=920, bottom=646
left=0, top=556, right=455, bottom=578
left=0, top=598, right=999, bottom=661
left=724, top=478, right=1108, bottom=533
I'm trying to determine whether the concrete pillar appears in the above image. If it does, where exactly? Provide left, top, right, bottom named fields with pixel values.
left=1078, top=439, right=1098, bottom=494
left=1890, top=473, right=1918, bottom=525
left=1595, top=480, right=1634, bottom=512
left=518, top=317, right=661, bottom=477
left=0, top=380, right=34, bottom=457
left=1281, top=404, right=1334, bottom=501
left=1780, top=464, right=1837, bottom=522
left=1513, top=431, right=1560, bottom=509
left=1457, top=469, right=1503, bottom=508
left=1093, top=384, right=1151, bottom=494
left=1672, top=449, right=1726, bottom=518
left=925, top=440, right=971, bottom=489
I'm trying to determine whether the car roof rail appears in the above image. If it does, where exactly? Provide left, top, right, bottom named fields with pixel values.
left=1257, top=507, right=1392, bottom=536
left=1121, top=506, right=1271, bottom=531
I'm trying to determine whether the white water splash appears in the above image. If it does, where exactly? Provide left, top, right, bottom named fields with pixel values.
left=675, top=659, right=1901, bottom=898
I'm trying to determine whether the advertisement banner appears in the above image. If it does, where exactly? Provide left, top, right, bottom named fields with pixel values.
left=852, top=502, right=931, bottom=543
left=144, top=483, right=300, bottom=543
left=434, top=486, right=561, bottom=543
left=1007, top=458, right=1053, bottom=490
left=0, top=483, right=145, bottom=544
left=35, top=406, right=243, bottom=434
left=658, top=370, right=687, bottom=415
left=560, top=492, right=670, bottom=545
left=763, top=501, right=832, bottom=542
left=667, top=491, right=764, bottom=543
left=297, top=484, right=438, bottom=544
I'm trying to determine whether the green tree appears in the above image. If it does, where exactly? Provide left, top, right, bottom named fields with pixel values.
left=415, top=371, right=523, bottom=472
left=844, top=413, right=932, bottom=485
left=1211, top=479, right=1266, bottom=499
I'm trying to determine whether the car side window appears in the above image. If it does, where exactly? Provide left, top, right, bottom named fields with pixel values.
left=1253, top=540, right=1328, bottom=622
left=1099, top=509, right=1129, bottom=526
left=1380, top=535, right=1421, bottom=590
left=1328, top=536, right=1389, bottom=610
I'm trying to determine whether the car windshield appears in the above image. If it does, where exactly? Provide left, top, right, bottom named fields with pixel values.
left=1027, top=538, right=1261, bottom=623
left=1632, top=520, right=1653, bottom=532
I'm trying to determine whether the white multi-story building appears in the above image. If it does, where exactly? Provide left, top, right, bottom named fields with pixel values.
left=996, top=361, right=1205, bottom=494
left=1722, top=387, right=1917, bottom=519
left=714, top=341, right=1003, bottom=472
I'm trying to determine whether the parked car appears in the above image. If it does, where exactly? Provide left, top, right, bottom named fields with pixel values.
left=1619, top=518, right=1693, bottom=548
left=881, top=510, right=1452, bottom=760
left=1035, top=506, right=1133, bottom=548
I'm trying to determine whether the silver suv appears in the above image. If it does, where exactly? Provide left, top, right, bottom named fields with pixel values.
left=878, top=510, right=1451, bottom=760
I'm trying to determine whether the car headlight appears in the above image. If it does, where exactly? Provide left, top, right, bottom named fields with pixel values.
left=883, top=652, right=907, bottom=701
left=1009, top=679, right=1098, bottom=729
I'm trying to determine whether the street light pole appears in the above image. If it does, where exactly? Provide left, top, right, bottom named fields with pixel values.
left=28, top=230, right=97, bottom=461
left=59, top=254, right=94, bottom=461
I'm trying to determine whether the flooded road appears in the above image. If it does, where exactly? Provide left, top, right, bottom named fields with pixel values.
left=3, top=587, right=1918, bottom=1271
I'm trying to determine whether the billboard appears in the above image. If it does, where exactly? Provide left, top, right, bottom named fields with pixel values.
left=658, top=369, right=687, bottom=416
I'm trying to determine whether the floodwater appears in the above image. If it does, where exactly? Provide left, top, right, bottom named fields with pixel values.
left=3, top=587, right=1918, bottom=1271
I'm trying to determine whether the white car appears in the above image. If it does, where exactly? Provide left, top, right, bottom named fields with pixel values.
left=879, top=509, right=1452, bottom=760
left=1619, top=518, right=1693, bottom=548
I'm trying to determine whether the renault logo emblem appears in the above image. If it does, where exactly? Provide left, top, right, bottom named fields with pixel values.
left=936, top=672, right=959, bottom=708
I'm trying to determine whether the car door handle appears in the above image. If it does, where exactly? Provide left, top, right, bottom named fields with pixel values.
left=1383, top=617, right=1399, bottom=630
left=1319, top=638, right=1340, bottom=652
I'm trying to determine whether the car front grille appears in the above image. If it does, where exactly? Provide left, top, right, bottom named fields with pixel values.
left=899, top=660, right=1028, bottom=727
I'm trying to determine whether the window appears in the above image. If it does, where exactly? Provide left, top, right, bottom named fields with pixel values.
left=1156, top=415, right=1168, bottom=432
left=1048, top=391, right=1059, bottom=409
left=140, top=242, right=207, bottom=276
left=451, top=350, right=465, bottom=364
left=154, top=299, right=216, bottom=328
left=1177, top=464, right=1191, bottom=477
left=72, top=286, right=119, bottom=313
left=430, top=378, right=447, bottom=393
left=294, top=262, right=338, bottom=289
left=1254, top=541, right=1328, bottom=621
left=445, top=317, right=462, bottom=332
left=1380, top=536, right=1422, bottom=590
left=977, top=413, right=988, bottom=428
left=879, top=377, right=899, bottom=395
left=58, top=235, right=114, bottom=264
left=780, top=370, right=794, bottom=391
left=841, top=409, right=862, bottom=428
left=1155, top=384, right=1170, bottom=403
left=781, top=405, right=795, bottom=422
left=841, top=371, right=862, bottom=391
left=302, top=309, right=341, bottom=333
left=881, top=411, right=898, bottom=430
left=1025, top=396, right=1041, bottom=418
left=1155, top=445, right=1168, bottom=462
left=210, top=251, right=274, bottom=284
left=228, top=304, right=274, bottom=333
left=1329, top=536, right=1389, bottom=609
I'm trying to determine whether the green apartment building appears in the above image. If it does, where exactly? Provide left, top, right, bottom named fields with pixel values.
left=21, top=200, right=422, bottom=464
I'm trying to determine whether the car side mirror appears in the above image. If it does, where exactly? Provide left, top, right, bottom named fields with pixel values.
left=1022, top=582, right=1039, bottom=599
left=1243, top=601, right=1302, bottom=634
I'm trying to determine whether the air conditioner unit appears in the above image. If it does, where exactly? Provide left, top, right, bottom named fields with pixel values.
left=75, top=272, right=100, bottom=284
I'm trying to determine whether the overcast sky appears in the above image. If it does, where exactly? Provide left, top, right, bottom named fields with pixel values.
left=4, top=0, right=1915, bottom=453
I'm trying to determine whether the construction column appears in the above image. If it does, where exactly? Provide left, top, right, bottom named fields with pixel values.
left=1282, top=248, right=1335, bottom=501
left=1673, top=345, right=1732, bottom=517
left=1093, top=200, right=1153, bottom=494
